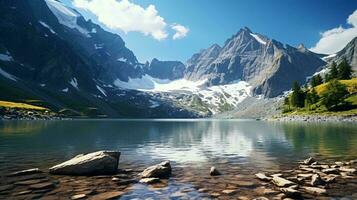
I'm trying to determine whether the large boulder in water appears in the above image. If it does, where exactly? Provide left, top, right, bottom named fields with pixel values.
left=140, top=161, right=171, bottom=178
left=49, top=151, right=120, bottom=175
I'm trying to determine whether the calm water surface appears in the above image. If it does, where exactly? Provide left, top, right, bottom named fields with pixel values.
left=0, top=119, right=356, bottom=174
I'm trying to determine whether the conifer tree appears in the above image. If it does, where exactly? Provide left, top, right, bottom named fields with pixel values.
left=337, top=59, right=352, bottom=80
left=310, top=74, right=323, bottom=87
left=290, top=81, right=305, bottom=108
left=325, top=62, right=338, bottom=82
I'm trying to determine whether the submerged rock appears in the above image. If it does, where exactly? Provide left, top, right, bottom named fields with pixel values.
left=71, top=194, right=86, bottom=200
left=280, top=187, right=300, bottom=197
left=29, top=182, right=55, bottom=190
left=302, top=186, right=327, bottom=195
left=255, top=173, right=272, bottom=181
left=272, top=176, right=295, bottom=187
left=49, top=151, right=120, bottom=175
left=139, top=178, right=160, bottom=184
left=321, top=168, right=339, bottom=174
left=339, top=167, right=356, bottom=174
left=303, top=157, right=316, bottom=165
left=88, top=191, right=124, bottom=200
left=7, top=168, right=42, bottom=177
left=140, top=161, right=172, bottom=178
left=210, top=166, right=221, bottom=176
left=222, top=189, right=237, bottom=195
left=311, top=174, right=325, bottom=186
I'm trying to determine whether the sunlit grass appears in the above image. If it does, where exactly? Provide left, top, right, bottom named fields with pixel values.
left=315, top=78, right=357, bottom=95
left=0, top=100, right=48, bottom=110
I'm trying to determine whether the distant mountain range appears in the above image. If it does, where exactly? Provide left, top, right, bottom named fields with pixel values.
left=0, top=0, right=356, bottom=118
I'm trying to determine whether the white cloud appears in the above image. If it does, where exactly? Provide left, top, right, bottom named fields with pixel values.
left=171, top=23, right=189, bottom=40
left=310, top=10, right=357, bottom=54
left=73, top=0, right=168, bottom=40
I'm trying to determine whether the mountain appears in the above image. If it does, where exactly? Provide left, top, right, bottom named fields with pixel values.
left=328, top=37, right=357, bottom=72
left=184, top=27, right=326, bottom=97
left=144, top=58, right=185, bottom=80
left=1, top=0, right=353, bottom=118
left=0, top=0, right=201, bottom=118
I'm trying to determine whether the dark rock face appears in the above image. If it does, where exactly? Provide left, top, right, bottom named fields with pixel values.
left=0, top=0, right=199, bottom=118
left=184, top=27, right=326, bottom=97
left=0, top=0, right=143, bottom=88
left=144, top=58, right=185, bottom=80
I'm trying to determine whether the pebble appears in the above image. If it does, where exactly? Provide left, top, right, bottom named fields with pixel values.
left=71, top=194, right=86, bottom=200
left=7, top=168, right=42, bottom=177
left=29, top=182, right=55, bottom=190
left=139, top=178, right=160, bottom=184
left=88, top=191, right=125, bottom=200
left=222, top=189, right=236, bottom=195
left=255, top=173, right=272, bottom=181
left=210, top=166, right=221, bottom=176
left=302, top=186, right=327, bottom=195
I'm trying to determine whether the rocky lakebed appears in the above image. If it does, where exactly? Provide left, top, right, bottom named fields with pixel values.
left=0, top=151, right=357, bottom=200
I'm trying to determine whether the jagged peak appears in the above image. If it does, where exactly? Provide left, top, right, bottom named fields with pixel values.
left=297, top=43, right=307, bottom=50
left=209, top=43, right=221, bottom=49
left=241, top=26, right=252, bottom=33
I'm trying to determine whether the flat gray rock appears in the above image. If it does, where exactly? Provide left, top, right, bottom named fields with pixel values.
left=255, top=173, right=272, bottom=181
left=49, top=151, right=120, bottom=175
left=140, top=161, right=171, bottom=178
left=272, top=176, right=295, bottom=187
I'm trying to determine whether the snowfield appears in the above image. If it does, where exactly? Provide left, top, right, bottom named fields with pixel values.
left=0, top=53, right=13, bottom=62
left=39, top=21, right=56, bottom=34
left=45, top=0, right=90, bottom=37
left=114, top=74, right=252, bottom=114
left=69, top=78, right=79, bottom=90
left=322, top=53, right=337, bottom=61
left=250, top=33, right=267, bottom=45
left=0, top=68, right=17, bottom=81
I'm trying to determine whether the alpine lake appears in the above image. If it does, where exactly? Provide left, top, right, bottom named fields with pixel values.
left=0, top=119, right=356, bottom=199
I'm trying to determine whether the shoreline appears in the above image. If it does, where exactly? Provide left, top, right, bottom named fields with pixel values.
left=268, top=113, right=357, bottom=122
left=0, top=155, right=356, bottom=199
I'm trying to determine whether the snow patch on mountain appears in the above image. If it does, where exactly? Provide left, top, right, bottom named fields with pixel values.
left=62, top=88, right=69, bottom=92
left=250, top=33, right=266, bottom=45
left=0, top=52, right=13, bottom=62
left=114, top=74, right=206, bottom=92
left=39, top=21, right=56, bottom=34
left=149, top=100, right=160, bottom=108
left=312, top=68, right=330, bottom=77
left=199, top=82, right=252, bottom=109
left=117, top=57, right=128, bottom=62
left=322, top=53, right=337, bottom=61
left=94, top=43, right=104, bottom=50
left=45, top=0, right=90, bottom=37
left=0, top=68, right=17, bottom=81
left=69, top=78, right=79, bottom=90
left=114, top=74, right=252, bottom=114
left=96, top=85, right=107, bottom=96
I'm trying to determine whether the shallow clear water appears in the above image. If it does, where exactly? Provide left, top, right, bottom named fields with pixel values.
left=0, top=119, right=356, bottom=174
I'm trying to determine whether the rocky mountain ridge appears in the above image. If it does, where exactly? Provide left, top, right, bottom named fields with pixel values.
left=1, top=0, right=356, bottom=118
left=184, top=27, right=326, bottom=97
left=0, top=0, right=201, bottom=118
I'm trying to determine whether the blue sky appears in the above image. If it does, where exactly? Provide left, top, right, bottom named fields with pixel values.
left=64, top=0, right=357, bottom=63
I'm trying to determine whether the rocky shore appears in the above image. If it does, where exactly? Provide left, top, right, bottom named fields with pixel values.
left=0, top=107, right=64, bottom=120
left=268, top=114, right=357, bottom=122
left=0, top=151, right=356, bottom=199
